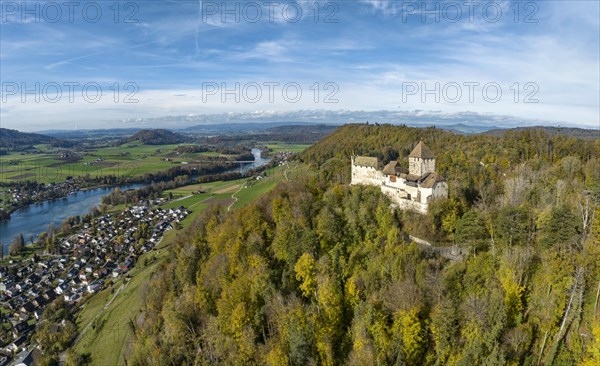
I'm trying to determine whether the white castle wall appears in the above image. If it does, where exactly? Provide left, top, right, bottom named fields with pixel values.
left=352, top=157, right=447, bottom=214
left=432, top=182, right=448, bottom=200
left=351, top=165, right=383, bottom=186
left=408, top=157, right=436, bottom=176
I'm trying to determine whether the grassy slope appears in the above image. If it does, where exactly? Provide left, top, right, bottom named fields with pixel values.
left=266, top=143, right=311, bottom=153
left=72, top=163, right=301, bottom=364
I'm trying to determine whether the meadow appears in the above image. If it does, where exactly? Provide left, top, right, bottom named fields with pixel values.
left=265, top=142, right=311, bottom=153
left=0, top=143, right=238, bottom=184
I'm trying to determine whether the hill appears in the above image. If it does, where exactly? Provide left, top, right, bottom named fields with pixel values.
left=245, top=124, right=337, bottom=144
left=440, top=123, right=499, bottom=134
left=301, top=123, right=598, bottom=183
left=40, top=128, right=142, bottom=139
left=263, top=124, right=337, bottom=135
left=0, top=128, right=74, bottom=150
left=121, top=129, right=190, bottom=145
left=180, top=121, right=331, bottom=134
left=484, top=125, right=599, bottom=140
left=190, top=124, right=337, bottom=145
left=122, top=124, right=599, bottom=366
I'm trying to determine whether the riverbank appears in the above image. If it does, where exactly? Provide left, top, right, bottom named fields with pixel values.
left=0, top=147, right=267, bottom=222
left=1, top=148, right=272, bottom=256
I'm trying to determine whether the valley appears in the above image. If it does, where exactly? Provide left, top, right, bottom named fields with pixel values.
left=1, top=125, right=599, bottom=366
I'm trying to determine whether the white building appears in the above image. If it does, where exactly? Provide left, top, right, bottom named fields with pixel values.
left=351, top=141, right=448, bottom=214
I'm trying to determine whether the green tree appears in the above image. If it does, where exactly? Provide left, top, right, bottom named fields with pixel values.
left=9, top=233, right=25, bottom=256
left=455, top=210, right=489, bottom=253
left=537, top=205, right=580, bottom=247
left=65, top=350, right=92, bottom=366
left=495, top=207, right=530, bottom=247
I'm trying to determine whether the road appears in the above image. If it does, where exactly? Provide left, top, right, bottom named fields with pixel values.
left=227, top=183, right=247, bottom=211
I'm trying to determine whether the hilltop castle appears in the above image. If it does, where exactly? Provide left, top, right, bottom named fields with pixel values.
left=351, top=142, right=448, bottom=213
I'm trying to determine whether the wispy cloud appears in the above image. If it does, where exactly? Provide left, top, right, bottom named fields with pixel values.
left=1, top=0, right=598, bottom=129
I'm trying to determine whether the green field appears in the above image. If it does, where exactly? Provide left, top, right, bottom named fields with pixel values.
left=0, top=141, right=310, bottom=184
left=72, top=163, right=303, bottom=364
left=0, top=143, right=240, bottom=184
left=265, top=143, right=311, bottom=153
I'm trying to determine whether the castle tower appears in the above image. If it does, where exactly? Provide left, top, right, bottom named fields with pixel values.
left=408, top=141, right=436, bottom=176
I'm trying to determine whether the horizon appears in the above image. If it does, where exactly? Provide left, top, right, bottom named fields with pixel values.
left=6, top=110, right=600, bottom=133
left=1, top=1, right=599, bottom=130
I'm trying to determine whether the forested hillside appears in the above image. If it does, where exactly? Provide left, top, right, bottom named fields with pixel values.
left=122, top=129, right=189, bottom=145
left=126, top=124, right=600, bottom=365
left=0, top=128, right=74, bottom=150
left=484, top=126, right=600, bottom=140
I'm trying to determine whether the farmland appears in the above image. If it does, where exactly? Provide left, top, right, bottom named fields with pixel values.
left=0, top=143, right=246, bottom=184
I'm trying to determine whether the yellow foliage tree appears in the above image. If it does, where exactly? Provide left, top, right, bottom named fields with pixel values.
left=498, top=267, right=525, bottom=325
left=394, top=307, right=425, bottom=366
left=295, top=252, right=317, bottom=299
left=580, top=320, right=600, bottom=366
left=266, top=345, right=289, bottom=366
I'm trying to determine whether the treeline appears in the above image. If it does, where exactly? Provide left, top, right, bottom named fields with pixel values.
left=123, top=124, right=600, bottom=365
left=301, top=124, right=598, bottom=191
left=101, top=183, right=169, bottom=206
left=139, top=161, right=239, bottom=182
left=174, top=145, right=253, bottom=159
left=176, top=145, right=209, bottom=154
left=0, top=128, right=75, bottom=150
left=101, top=172, right=248, bottom=206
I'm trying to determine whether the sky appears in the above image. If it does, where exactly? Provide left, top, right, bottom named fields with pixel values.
left=0, top=0, right=599, bottom=131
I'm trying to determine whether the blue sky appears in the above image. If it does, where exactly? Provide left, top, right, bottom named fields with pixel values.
left=1, top=0, right=599, bottom=131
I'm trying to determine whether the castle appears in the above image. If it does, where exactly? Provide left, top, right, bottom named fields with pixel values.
left=351, top=141, right=448, bottom=213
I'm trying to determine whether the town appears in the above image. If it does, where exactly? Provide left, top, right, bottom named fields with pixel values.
left=0, top=180, right=83, bottom=221
left=0, top=202, right=188, bottom=363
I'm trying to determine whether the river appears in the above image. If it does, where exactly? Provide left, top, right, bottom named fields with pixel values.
left=241, top=148, right=271, bottom=173
left=0, top=148, right=270, bottom=256
left=0, top=185, right=141, bottom=255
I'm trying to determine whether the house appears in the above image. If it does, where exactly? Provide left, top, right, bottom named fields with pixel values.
left=27, top=274, right=41, bottom=285
left=64, top=291, right=80, bottom=302
left=33, top=309, right=44, bottom=320
left=119, top=258, right=133, bottom=271
left=0, top=280, right=12, bottom=292
left=13, top=321, right=33, bottom=337
left=4, top=287, right=18, bottom=297
left=54, top=283, right=68, bottom=295
left=12, top=348, right=35, bottom=366
left=32, top=296, right=46, bottom=308
left=8, top=335, right=27, bottom=353
left=351, top=141, right=448, bottom=214
left=93, top=268, right=107, bottom=278
left=19, top=302, right=35, bottom=314
left=87, top=281, right=103, bottom=293
left=43, top=290, right=57, bottom=302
